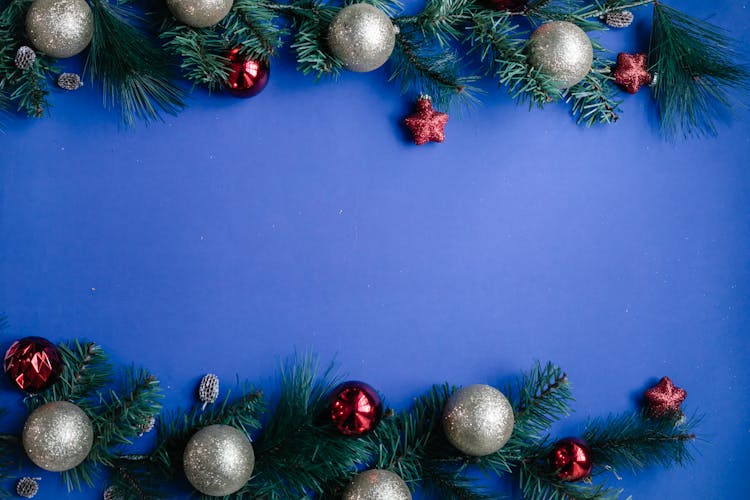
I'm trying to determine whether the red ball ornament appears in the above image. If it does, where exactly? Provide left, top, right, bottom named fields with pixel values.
left=328, top=381, right=383, bottom=436
left=550, top=437, right=593, bottom=482
left=484, top=0, right=528, bottom=12
left=225, top=48, right=270, bottom=98
left=3, top=337, right=63, bottom=393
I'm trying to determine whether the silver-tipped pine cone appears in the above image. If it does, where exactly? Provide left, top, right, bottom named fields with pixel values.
left=199, top=373, right=220, bottom=408
left=603, top=10, right=634, bottom=28
left=14, top=46, right=36, bottom=70
left=57, top=73, right=83, bottom=90
left=16, top=477, right=39, bottom=498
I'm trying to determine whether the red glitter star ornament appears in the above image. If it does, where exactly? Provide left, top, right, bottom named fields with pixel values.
left=613, top=52, right=652, bottom=94
left=404, top=96, right=449, bottom=146
left=644, top=376, right=687, bottom=418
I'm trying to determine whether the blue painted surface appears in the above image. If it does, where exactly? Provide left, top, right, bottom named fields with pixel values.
left=1, top=1, right=748, bottom=498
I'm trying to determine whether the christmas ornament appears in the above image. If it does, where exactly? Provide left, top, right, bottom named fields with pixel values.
left=166, top=0, right=233, bottom=28
left=102, top=486, right=123, bottom=500
left=183, top=424, right=255, bottom=496
left=327, top=3, right=398, bottom=73
left=644, top=376, right=687, bottom=418
left=603, top=9, right=634, bottom=28
left=57, top=72, right=83, bottom=91
left=442, top=384, right=514, bottom=456
left=328, top=380, right=383, bottom=436
left=22, top=401, right=94, bottom=472
left=550, top=437, right=593, bottom=481
left=225, top=48, right=270, bottom=97
left=14, top=46, right=36, bottom=71
left=403, top=95, right=449, bottom=145
left=198, top=373, right=220, bottom=409
left=16, top=477, right=40, bottom=498
left=484, top=0, right=528, bottom=12
left=138, top=415, right=156, bottom=436
left=343, top=469, right=412, bottom=500
left=25, top=0, right=94, bottom=59
left=4, top=336, right=63, bottom=393
left=526, top=21, right=593, bottom=89
left=613, top=52, right=652, bottom=94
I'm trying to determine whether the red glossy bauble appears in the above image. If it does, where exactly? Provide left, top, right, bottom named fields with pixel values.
left=550, top=437, right=593, bottom=482
left=225, top=48, right=270, bottom=98
left=328, top=381, right=383, bottom=436
left=3, top=336, right=63, bottom=393
left=484, top=0, right=528, bottom=12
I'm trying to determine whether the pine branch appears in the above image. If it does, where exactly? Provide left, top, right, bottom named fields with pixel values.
left=0, top=410, right=19, bottom=498
left=649, top=2, right=749, bottom=137
left=87, top=0, right=184, bottom=124
left=396, top=0, right=474, bottom=47
left=230, top=0, right=287, bottom=62
left=286, top=0, right=343, bottom=79
left=160, top=21, right=232, bottom=91
left=566, top=56, right=621, bottom=126
left=513, top=362, right=572, bottom=439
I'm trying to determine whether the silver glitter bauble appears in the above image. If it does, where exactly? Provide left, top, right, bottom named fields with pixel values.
left=327, top=3, right=397, bottom=73
left=526, top=21, right=593, bottom=89
left=343, top=469, right=412, bottom=500
left=166, top=0, right=234, bottom=28
left=22, top=401, right=94, bottom=472
left=442, top=384, right=515, bottom=456
left=25, top=0, right=93, bottom=59
left=183, top=424, right=254, bottom=497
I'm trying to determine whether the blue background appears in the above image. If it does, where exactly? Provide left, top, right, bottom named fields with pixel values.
left=1, top=0, right=748, bottom=498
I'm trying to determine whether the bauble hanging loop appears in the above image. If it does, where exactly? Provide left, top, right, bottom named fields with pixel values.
left=25, top=0, right=94, bottom=59
left=526, top=21, right=593, bottom=89
left=327, top=3, right=398, bottom=73
left=22, top=401, right=94, bottom=472
left=166, top=0, right=234, bottom=28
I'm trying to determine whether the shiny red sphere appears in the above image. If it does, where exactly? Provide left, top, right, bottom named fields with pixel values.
left=225, top=48, right=270, bottom=98
left=550, top=437, right=594, bottom=482
left=4, top=336, right=63, bottom=393
left=328, top=381, right=383, bottom=436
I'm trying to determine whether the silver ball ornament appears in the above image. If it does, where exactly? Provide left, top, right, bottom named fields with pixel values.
left=183, top=424, right=254, bottom=497
left=166, top=0, right=234, bottom=28
left=442, top=384, right=515, bottom=456
left=343, top=469, right=412, bottom=500
left=25, top=0, right=93, bottom=59
left=526, top=21, right=593, bottom=89
left=22, top=401, right=94, bottom=472
left=327, top=3, right=397, bottom=73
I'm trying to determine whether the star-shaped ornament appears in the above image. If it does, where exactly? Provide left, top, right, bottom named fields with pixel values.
left=613, top=52, right=652, bottom=94
left=644, top=376, right=687, bottom=418
left=404, top=96, right=449, bottom=146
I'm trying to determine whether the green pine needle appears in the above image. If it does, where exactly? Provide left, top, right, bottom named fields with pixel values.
left=512, top=362, right=573, bottom=440
left=566, top=56, right=622, bottom=126
left=287, top=0, right=344, bottom=79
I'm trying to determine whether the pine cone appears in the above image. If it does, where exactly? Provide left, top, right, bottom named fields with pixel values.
left=57, top=72, right=83, bottom=91
left=603, top=10, right=634, bottom=28
left=138, top=415, right=156, bottom=436
left=14, top=46, right=36, bottom=71
left=199, top=373, right=220, bottom=409
left=16, top=477, right=39, bottom=498
left=103, top=486, right=123, bottom=500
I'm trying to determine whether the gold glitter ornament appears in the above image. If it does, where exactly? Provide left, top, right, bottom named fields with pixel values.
left=526, top=21, right=593, bottom=89
left=343, top=469, right=412, bottom=500
left=22, top=401, right=94, bottom=472
left=327, top=3, right=398, bottom=73
left=183, top=424, right=255, bottom=496
left=25, top=0, right=93, bottom=59
left=442, top=384, right=515, bottom=456
left=166, top=0, right=234, bottom=28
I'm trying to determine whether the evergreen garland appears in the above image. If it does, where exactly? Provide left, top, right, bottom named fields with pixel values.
left=0, top=0, right=745, bottom=136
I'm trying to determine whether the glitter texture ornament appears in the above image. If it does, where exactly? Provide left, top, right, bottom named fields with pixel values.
left=403, top=95, right=449, bottom=145
left=25, top=0, right=93, bottom=59
left=4, top=336, right=63, bottom=393
left=225, top=48, right=270, bottom=97
left=612, top=52, right=652, bottom=94
left=644, top=376, right=687, bottom=418
left=550, top=437, right=593, bottom=481
left=603, top=10, right=634, bottom=29
left=22, top=401, right=94, bottom=472
left=14, top=46, right=36, bottom=70
left=526, top=21, right=593, bottom=89
left=166, top=0, right=233, bottom=28
left=442, top=384, right=514, bottom=456
left=198, top=373, right=220, bottom=409
left=328, top=381, right=383, bottom=436
left=16, top=477, right=40, bottom=498
left=57, top=72, right=83, bottom=91
left=343, top=469, right=412, bottom=500
left=183, top=424, right=255, bottom=496
left=327, top=3, right=397, bottom=73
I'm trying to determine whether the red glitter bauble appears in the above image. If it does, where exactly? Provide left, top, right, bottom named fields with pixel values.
left=3, top=337, right=63, bottom=393
left=328, top=381, right=383, bottom=436
left=225, top=48, right=270, bottom=98
left=550, top=437, right=593, bottom=482
left=484, top=0, right=528, bottom=12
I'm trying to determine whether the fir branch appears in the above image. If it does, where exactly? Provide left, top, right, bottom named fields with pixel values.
left=579, top=0, right=655, bottom=20
left=513, top=362, right=572, bottom=439
left=0, top=410, right=19, bottom=498
left=396, top=0, right=474, bottom=47
left=87, top=0, right=184, bottom=124
left=518, top=458, right=623, bottom=500
left=230, top=0, right=287, bottom=62
left=159, top=21, right=230, bottom=91
left=287, top=0, right=343, bottom=79
left=566, top=56, right=621, bottom=125
left=649, top=2, right=749, bottom=137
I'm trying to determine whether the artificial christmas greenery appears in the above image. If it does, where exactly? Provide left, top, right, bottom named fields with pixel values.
left=0, top=0, right=746, bottom=137
left=0, top=335, right=698, bottom=499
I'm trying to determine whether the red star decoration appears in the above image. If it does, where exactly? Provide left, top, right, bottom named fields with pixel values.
left=403, top=96, right=449, bottom=146
left=644, top=377, right=687, bottom=418
left=613, top=52, right=652, bottom=94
